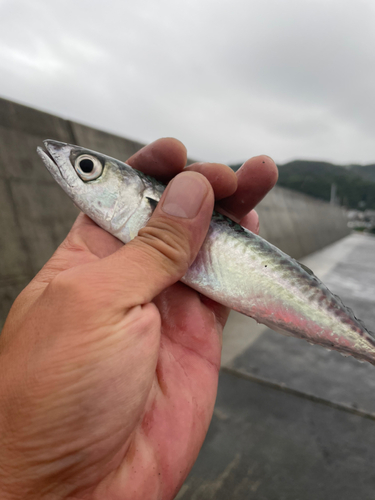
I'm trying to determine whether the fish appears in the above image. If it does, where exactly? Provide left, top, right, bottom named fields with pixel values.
left=37, top=139, right=375, bottom=365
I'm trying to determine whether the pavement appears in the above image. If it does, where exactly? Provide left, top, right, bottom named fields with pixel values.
left=177, top=232, right=375, bottom=500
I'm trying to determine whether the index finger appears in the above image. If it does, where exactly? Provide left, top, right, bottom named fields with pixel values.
left=126, top=138, right=187, bottom=183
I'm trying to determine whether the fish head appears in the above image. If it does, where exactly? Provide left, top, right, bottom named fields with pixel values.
left=37, top=140, right=154, bottom=241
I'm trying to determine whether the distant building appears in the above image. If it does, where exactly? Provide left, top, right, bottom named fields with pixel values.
left=347, top=210, right=375, bottom=232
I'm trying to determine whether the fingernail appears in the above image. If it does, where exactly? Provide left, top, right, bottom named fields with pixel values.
left=261, top=155, right=276, bottom=165
left=162, top=172, right=208, bottom=219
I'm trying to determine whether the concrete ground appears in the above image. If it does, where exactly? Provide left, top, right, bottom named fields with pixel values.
left=177, top=232, right=375, bottom=500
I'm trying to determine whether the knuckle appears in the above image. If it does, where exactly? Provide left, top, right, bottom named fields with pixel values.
left=48, top=270, right=86, bottom=303
left=47, top=269, right=116, bottom=323
left=137, top=217, right=191, bottom=275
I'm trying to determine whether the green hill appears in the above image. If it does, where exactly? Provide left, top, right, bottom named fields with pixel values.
left=230, top=160, right=375, bottom=209
left=350, top=164, right=375, bottom=183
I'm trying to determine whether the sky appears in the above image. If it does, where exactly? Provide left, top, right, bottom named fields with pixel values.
left=1, top=0, right=375, bottom=165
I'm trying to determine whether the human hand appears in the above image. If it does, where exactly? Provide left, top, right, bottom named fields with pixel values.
left=0, top=138, right=278, bottom=499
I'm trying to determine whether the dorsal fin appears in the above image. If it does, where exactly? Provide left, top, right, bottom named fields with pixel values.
left=298, top=262, right=315, bottom=276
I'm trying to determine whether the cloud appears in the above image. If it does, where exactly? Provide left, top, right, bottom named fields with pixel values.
left=0, top=0, right=374, bottom=165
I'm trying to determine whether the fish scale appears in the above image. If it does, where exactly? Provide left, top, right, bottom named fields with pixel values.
left=37, top=140, right=375, bottom=365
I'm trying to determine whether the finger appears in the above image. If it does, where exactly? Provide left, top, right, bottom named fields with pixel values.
left=218, top=155, right=278, bottom=222
left=184, top=162, right=237, bottom=200
left=240, top=210, right=259, bottom=234
left=94, top=171, right=215, bottom=310
left=126, top=137, right=187, bottom=183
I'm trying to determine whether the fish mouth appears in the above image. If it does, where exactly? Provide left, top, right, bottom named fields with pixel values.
left=37, top=140, right=81, bottom=191
left=37, top=144, right=67, bottom=187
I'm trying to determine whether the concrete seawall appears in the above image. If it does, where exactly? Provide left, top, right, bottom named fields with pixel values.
left=0, top=97, right=349, bottom=328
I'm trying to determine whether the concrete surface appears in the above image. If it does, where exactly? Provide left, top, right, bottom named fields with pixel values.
left=176, top=369, right=375, bottom=500
left=181, top=232, right=375, bottom=499
left=0, top=98, right=78, bottom=330
left=256, top=185, right=349, bottom=259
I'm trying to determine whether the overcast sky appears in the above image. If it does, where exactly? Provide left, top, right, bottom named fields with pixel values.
left=1, top=0, right=375, bottom=165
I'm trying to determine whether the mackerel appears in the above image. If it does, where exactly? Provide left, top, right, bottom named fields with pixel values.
left=37, top=140, right=375, bottom=365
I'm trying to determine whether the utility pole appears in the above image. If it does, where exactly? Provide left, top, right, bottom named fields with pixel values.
left=330, top=183, right=337, bottom=205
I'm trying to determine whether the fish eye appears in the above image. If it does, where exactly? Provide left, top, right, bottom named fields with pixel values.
left=74, top=154, right=103, bottom=181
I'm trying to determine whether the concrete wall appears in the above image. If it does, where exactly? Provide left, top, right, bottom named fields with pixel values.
left=0, top=98, right=349, bottom=328
left=256, top=185, right=349, bottom=258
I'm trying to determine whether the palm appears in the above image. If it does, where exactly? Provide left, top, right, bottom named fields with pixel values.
left=109, top=282, right=224, bottom=498
left=34, top=215, right=223, bottom=498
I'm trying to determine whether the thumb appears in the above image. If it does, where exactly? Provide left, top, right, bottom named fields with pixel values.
left=100, top=171, right=214, bottom=309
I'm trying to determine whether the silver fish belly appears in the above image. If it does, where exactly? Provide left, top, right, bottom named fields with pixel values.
left=37, top=140, right=375, bottom=365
